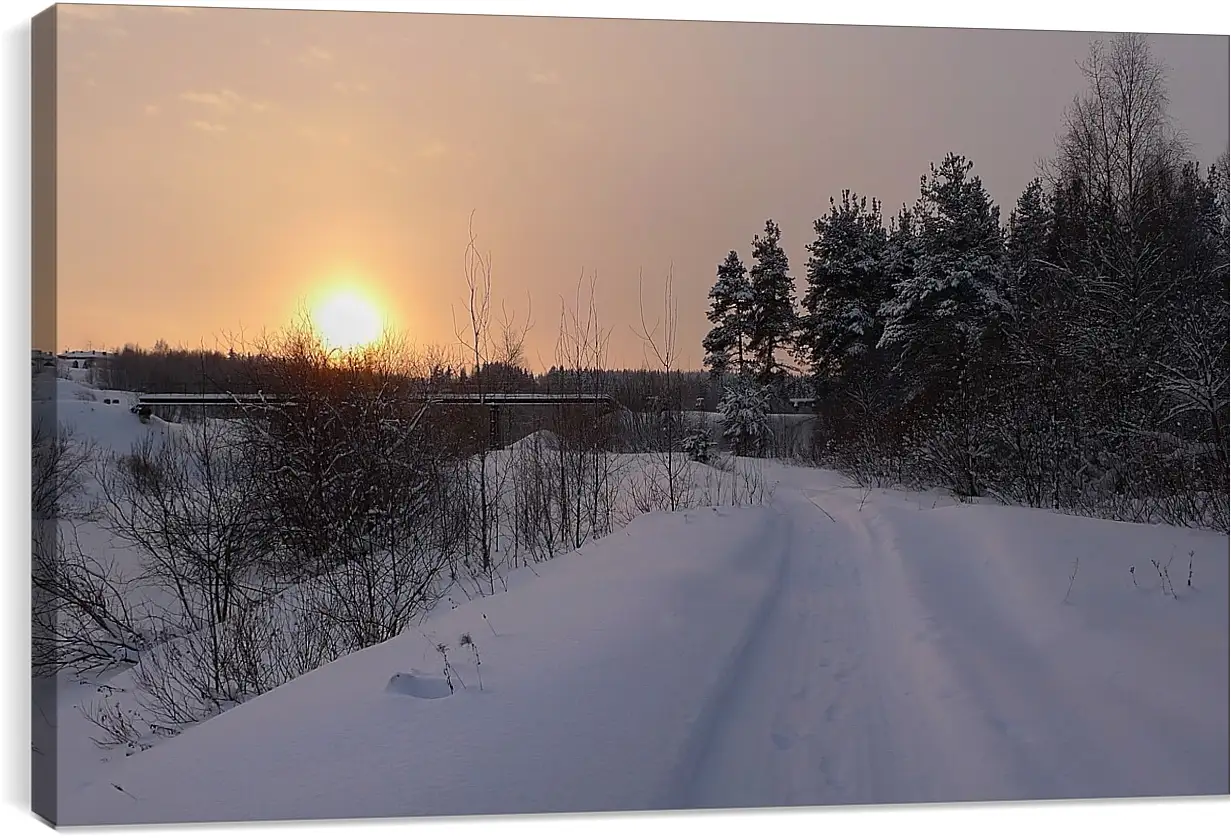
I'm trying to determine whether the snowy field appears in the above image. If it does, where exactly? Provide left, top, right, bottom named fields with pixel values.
left=38, top=380, right=1229, bottom=825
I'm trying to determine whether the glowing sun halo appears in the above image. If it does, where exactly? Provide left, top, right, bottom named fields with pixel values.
left=312, top=288, right=384, bottom=351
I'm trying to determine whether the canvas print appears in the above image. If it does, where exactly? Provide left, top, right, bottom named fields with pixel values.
left=31, top=2, right=1230, bottom=828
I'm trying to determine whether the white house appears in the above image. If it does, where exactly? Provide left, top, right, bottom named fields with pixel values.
left=58, top=349, right=113, bottom=370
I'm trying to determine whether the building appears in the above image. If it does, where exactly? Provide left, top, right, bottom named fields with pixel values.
left=58, top=349, right=113, bottom=369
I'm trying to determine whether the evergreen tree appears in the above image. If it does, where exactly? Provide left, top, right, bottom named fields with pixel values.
left=747, top=220, right=798, bottom=386
left=878, top=154, right=1012, bottom=405
left=1005, top=178, right=1053, bottom=318
left=795, top=33, right=1228, bottom=530
left=701, top=251, right=752, bottom=378
left=798, top=191, right=888, bottom=387
left=1166, top=160, right=1226, bottom=320
left=718, top=375, right=772, bottom=457
left=1210, top=149, right=1230, bottom=313
left=1213, top=148, right=1230, bottom=231
left=880, top=205, right=924, bottom=310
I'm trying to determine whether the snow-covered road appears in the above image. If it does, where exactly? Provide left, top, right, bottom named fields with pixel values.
left=59, top=466, right=1229, bottom=825
left=682, top=482, right=1228, bottom=808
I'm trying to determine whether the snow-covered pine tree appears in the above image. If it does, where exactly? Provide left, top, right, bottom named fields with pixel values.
left=747, top=220, right=798, bottom=387
left=1006, top=178, right=1053, bottom=318
left=877, top=154, right=1012, bottom=406
left=1004, top=177, right=1071, bottom=399
left=880, top=204, right=922, bottom=323
left=798, top=191, right=888, bottom=387
left=702, top=250, right=752, bottom=378
left=997, top=178, right=1084, bottom=509
left=718, top=375, right=772, bottom=458
left=682, top=427, right=714, bottom=464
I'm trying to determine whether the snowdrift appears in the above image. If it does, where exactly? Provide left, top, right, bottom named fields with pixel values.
left=59, top=468, right=1229, bottom=823
left=61, top=505, right=788, bottom=824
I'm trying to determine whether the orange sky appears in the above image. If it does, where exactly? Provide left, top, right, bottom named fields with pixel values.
left=47, top=4, right=1229, bottom=369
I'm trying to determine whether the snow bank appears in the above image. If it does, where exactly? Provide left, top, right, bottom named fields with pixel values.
left=46, top=433, right=1228, bottom=825
left=60, top=505, right=789, bottom=825
left=50, top=379, right=175, bottom=459
left=504, top=428, right=562, bottom=452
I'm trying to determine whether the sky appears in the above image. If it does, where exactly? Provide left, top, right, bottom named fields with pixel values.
left=46, top=4, right=1229, bottom=370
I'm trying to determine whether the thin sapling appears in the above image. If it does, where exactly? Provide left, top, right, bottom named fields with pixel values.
left=460, top=632, right=483, bottom=691
left=435, top=642, right=466, bottom=693
left=1063, top=556, right=1080, bottom=604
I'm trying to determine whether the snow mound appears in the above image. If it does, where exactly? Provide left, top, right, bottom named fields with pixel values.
left=505, top=429, right=561, bottom=451
left=49, top=379, right=175, bottom=458
left=385, top=672, right=453, bottom=700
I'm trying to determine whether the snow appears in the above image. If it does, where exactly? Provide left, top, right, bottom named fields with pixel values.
left=60, top=506, right=787, bottom=824
left=51, top=449, right=1228, bottom=825
left=48, top=377, right=171, bottom=458
left=504, top=428, right=562, bottom=452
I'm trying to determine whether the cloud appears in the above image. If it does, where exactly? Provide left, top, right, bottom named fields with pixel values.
left=180, top=89, right=269, bottom=113
left=144, top=104, right=159, bottom=116
left=529, top=69, right=562, bottom=85
left=190, top=121, right=227, bottom=134
left=299, top=45, right=334, bottom=65
left=181, top=90, right=239, bottom=108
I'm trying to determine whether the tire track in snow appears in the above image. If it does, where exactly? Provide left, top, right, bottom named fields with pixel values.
left=671, top=489, right=885, bottom=809
left=654, top=507, right=794, bottom=810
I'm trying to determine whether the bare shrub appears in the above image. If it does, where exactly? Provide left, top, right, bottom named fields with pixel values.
left=633, top=266, right=695, bottom=513
left=32, top=418, right=95, bottom=523
left=697, top=458, right=775, bottom=508
left=32, top=523, right=150, bottom=677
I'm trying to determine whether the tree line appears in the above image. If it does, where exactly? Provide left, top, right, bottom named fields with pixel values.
left=701, top=33, right=1228, bottom=529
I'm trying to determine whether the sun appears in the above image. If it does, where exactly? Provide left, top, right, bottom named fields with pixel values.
left=311, top=287, right=385, bottom=351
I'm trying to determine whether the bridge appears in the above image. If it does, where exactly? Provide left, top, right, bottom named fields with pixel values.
left=132, top=392, right=622, bottom=450
left=134, top=391, right=619, bottom=409
left=134, top=392, right=292, bottom=409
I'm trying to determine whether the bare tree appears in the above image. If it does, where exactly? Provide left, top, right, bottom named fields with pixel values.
left=545, top=271, right=621, bottom=548
left=495, top=294, right=534, bottom=370
left=1141, top=305, right=1231, bottom=530
left=30, top=415, right=148, bottom=676
left=32, top=418, right=94, bottom=524
left=1053, top=33, right=1188, bottom=223
left=97, top=418, right=271, bottom=695
left=632, top=266, right=694, bottom=513
left=229, top=310, right=357, bottom=578
left=453, top=213, right=500, bottom=591
left=306, top=405, right=456, bottom=649
left=33, top=523, right=151, bottom=676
